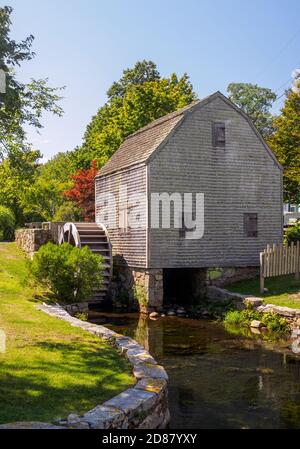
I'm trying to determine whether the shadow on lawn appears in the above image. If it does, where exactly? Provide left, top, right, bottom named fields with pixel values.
left=0, top=340, right=133, bottom=424
left=28, top=292, right=56, bottom=304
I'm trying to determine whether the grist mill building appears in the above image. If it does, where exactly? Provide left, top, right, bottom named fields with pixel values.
left=95, top=91, right=283, bottom=312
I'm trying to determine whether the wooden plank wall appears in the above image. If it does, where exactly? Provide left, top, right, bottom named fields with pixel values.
left=95, top=164, right=147, bottom=267
left=148, top=95, right=283, bottom=268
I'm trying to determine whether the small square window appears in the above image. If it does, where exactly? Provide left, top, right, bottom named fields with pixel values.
left=244, top=213, right=258, bottom=238
left=212, top=122, right=225, bottom=148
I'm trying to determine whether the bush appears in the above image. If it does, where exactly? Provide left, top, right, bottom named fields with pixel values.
left=261, top=312, right=289, bottom=334
left=285, top=223, right=300, bottom=244
left=223, top=309, right=260, bottom=327
left=223, top=309, right=289, bottom=335
left=30, top=242, right=104, bottom=303
left=74, top=312, right=88, bottom=321
left=0, top=205, right=15, bottom=241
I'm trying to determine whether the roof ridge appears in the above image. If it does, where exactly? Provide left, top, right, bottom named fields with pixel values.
left=125, top=99, right=200, bottom=140
left=96, top=91, right=226, bottom=178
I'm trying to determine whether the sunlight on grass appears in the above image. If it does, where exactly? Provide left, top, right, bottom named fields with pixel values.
left=226, top=275, right=300, bottom=309
left=0, top=243, right=134, bottom=424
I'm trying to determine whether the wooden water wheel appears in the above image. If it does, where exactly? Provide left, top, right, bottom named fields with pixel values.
left=59, top=222, right=112, bottom=303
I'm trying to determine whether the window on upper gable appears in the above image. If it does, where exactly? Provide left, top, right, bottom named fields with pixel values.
left=212, top=122, right=225, bottom=148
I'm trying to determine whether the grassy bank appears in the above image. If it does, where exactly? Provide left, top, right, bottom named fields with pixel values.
left=226, top=275, right=300, bottom=309
left=0, top=243, right=134, bottom=424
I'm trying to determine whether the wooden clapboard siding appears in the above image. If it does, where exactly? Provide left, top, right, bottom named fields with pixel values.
left=95, top=92, right=282, bottom=270
left=148, top=95, right=283, bottom=268
left=95, top=164, right=147, bottom=267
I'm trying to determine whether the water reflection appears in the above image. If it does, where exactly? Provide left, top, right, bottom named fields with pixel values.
left=89, top=312, right=300, bottom=429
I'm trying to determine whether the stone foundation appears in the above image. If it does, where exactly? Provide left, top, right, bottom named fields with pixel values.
left=110, top=265, right=163, bottom=314
left=110, top=265, right=258, bottom=312
left=205, top=266, right=259, bottom=287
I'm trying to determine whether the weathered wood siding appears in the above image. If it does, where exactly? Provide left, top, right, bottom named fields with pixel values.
left=95, top=164, right=147, bottom=267
left=148, top=96, right=282, bottom=268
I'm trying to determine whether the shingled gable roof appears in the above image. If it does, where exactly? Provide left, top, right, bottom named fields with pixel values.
left=96, top=91, right=281, bottom=177
left=96, top=96, right=206, bottom=178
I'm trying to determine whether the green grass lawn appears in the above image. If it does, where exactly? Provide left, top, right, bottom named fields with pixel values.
left=0, top=243, right=134, bottom=424
left=226, top=274, right=300, bottom=309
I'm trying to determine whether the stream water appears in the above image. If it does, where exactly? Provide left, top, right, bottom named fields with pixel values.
left=89, top=311, right=300, bottom=429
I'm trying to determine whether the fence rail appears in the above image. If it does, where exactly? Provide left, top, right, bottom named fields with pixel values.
left=260, top=242, right=300, bottom=293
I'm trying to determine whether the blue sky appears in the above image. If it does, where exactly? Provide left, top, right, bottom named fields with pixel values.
left=6, top=0, right=300, bottom=160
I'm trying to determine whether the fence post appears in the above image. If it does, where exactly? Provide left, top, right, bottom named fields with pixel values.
left=296, top=241, right=300, bottom=280
left=260, top=251, right=264, bottom=294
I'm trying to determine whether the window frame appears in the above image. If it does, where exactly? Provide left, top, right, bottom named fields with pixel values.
left=243, top=213, right=258, bottom=238
left=212, top=122, right=226, bottom=148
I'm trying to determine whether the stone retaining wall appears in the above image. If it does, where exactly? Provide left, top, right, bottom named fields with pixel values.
left=207, top=285, right=300, bottom=328
left=15, top=222, right=64, bottom=258
left=35, top=303, right=170, bottom=429
left=15, top=228, right=52, bottom=258
left=256, top=303, right=300, bottom=323
left=41, top=222, right=64, bottom=244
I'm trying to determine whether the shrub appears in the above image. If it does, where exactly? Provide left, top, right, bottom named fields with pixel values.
left=0, top=205, right=15, bottom=241
left=223, top=309, right=289, bottom=336
left=30, top=242, right=104, bottom=303
left=260, top=312, right=289, bottom=334
left=285, top=223, right=300, bottom=244
left=133, top=284, right=147, bottom=307
left=74, top=312, right=88, bottom=321
left=223, top=309, right=260, bottom=327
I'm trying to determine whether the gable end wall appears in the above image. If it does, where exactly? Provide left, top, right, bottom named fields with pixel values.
left=148, top=96, right=283, bottom=268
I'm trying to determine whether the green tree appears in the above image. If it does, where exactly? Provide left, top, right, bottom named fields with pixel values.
left=0, top=6, right=64, bottom=158
left=53, top=201, right=81, bottom=222
left=0, top=148, right=40, bottom=224
left=0, top=150, right=77, bottom=224
left=0, top=205, right=15, bottom=240
left=107, top=59, right=160, bottom=100
left=227, top=82, right=276, bottom=137
left=0, top=6, right=64, bottom=226
left=268, top=86, right=300, bottom=203
left=72, top=61, right=197, bottom=169
left=21, top=152, right=76, bottom=221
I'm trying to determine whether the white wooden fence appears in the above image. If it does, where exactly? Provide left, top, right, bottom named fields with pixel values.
left=260, top=242, right=300, bottom=293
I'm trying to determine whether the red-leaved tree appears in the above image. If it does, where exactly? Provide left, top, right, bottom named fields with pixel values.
left=64, top=160, right=98, bottom=221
